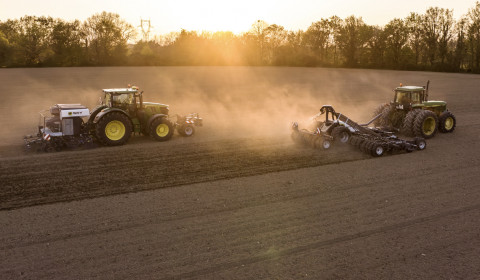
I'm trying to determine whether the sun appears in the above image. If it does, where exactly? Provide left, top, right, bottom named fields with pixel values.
left=149, top=0, right=273, bottom=34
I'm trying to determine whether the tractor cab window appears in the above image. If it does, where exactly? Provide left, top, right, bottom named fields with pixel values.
left=395, top=91, right=411, bottom=104
left=410, top=92, right=421, bottom=103
left=104, top=93, right=134, bottom=106
left=113, top=93, right=133, bottom=105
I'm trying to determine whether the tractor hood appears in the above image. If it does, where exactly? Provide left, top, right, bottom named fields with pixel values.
left=143, top=102, right=169, bottom=115
left=420, top=100, right=446, bottom=107
left=143, top=102, right=169, bottom=108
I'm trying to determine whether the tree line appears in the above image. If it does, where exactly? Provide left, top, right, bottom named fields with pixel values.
left=2, top=3, right=480, bottom=72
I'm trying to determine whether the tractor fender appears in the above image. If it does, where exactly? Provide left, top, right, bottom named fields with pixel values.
left=87, top=105, right=108, bottom=124
left=93, top=108, right=131, bottom=125
left=147, top=114, right=168, bottom=129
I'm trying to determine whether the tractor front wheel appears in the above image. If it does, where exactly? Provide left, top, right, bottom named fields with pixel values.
left=95, top=112, right=132, bottom=146
left=438, top=111, right=456, bottom=133
left=150, top=118, right=174, bottom=142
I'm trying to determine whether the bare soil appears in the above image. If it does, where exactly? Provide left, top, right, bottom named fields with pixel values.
left=1, top=67, right=480, bottom=279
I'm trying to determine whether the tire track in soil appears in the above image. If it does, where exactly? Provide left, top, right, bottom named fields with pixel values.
left=0, top=137, right=369, bottom=210
left=162, top=204, right=480, bottom=280
left=2, top=147, right=479, bottom=279
left=3, top=157, right=478, bottom=252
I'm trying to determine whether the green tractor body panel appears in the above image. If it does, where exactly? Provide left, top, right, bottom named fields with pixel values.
left=131, top=117, right=141, bottom=133
left=419, top=101, right=447, bottom=115
left=143, top=102, right=169, bottom=115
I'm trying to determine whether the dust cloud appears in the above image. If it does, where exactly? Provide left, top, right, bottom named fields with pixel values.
left=0, top=66, right=441, bottom=147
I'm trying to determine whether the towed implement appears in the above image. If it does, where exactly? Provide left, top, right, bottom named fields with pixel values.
left=291, top=105, right=426, bottom=157
left=24, top=104, right=95, bottom=152
left=25, top=85, right=203, bottom=152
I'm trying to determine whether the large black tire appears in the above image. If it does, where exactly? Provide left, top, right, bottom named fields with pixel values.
left=149, top=118, right=174, bottom=142
left=331, top=126, right=350, bottom=144
left=372, top=104, right=392, bottom=127
left=413, top=110, right=438, bottom=139
left=438, top=111, right=456, bottom=133
left=400, top=109, right=420, bottom=136
left=95, top=112, right=132, bottom=146
left=177, top=124, right=195, bottom=137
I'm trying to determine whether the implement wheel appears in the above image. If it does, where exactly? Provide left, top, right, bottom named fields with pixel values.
left=332, top=126, right=350, bottom=144
left=177, top=124, right=195, bottom=137
left=150, top=118, right=174, bottom=142
left=95, top=112, right=132, bottom=146
left=414, top=137, right=427, bottom=150
left=370, top=142, right=385, bottom=157
left=413, top=110, right=438, bottom=139
left=322, top=139, right=332, bottom=150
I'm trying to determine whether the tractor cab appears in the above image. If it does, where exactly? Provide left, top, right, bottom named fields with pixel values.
left=393, top=85, right=427, bottom=110
left=101, top=86, right=170, bottom=121
left=102, top=87, right=142, bottom=114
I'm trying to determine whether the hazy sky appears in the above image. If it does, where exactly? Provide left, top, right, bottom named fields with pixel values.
left=0, top=0, right=476, bottom=35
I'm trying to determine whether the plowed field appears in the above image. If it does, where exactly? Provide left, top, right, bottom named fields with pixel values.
left=1, top=67, right=480, bottom=279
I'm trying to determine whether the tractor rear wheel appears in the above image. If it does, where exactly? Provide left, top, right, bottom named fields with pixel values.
left=332, top=126, right=350, bottom=144
left=413, top=110, right=438, bottom=139
left=438, top=111, right=456, bottom=133
left=95, top=112, right=132, bottom=146
left=372, top=104, right=393, bottom=127
left=401, top=109, right=420, bottom=136
left=149, top=118, right=174, bottom=142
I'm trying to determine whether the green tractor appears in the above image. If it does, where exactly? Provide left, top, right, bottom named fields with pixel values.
left=372, top=81, right=456, bottom=139
left=87, top=86, right=202, bottom=146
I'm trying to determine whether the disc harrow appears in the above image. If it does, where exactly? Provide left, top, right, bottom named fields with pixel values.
left=291, top=105, right=426, bottom=156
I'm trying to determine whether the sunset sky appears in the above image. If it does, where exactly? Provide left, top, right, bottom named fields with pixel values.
left=0, top=0, right=475, bottom=34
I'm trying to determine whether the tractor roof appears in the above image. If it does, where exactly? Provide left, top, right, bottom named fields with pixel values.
left=395, top=86, right=425, bottom=92
left=102, top=88, right=138, bottom=94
